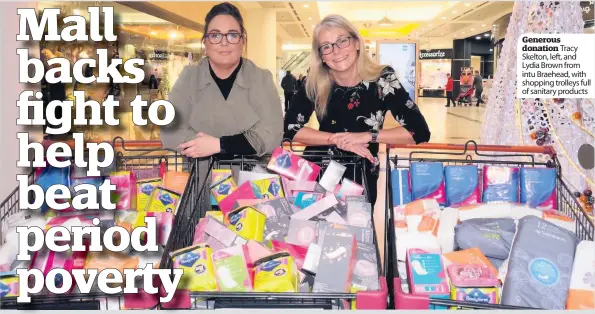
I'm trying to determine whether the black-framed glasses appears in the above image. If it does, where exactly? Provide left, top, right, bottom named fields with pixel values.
left=205, top=32, right=243, bottom=44
left=318, top=36, right=352, bottom=56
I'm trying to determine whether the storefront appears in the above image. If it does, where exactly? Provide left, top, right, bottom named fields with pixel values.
left=418, top=49, right=452, bottom=98
left=37, top=1, right=205, bottom=143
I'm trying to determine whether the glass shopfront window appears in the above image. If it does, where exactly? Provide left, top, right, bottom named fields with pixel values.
left=37, top=1, right=205, bottom=143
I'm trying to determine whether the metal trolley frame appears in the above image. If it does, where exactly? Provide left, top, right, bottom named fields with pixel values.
left=385, top=140, right=594, bottom=310
left=158, top=147, right=390, bottom=310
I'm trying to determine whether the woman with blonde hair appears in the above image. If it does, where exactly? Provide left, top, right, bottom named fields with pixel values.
left=283, top=14, right=430, bottom=205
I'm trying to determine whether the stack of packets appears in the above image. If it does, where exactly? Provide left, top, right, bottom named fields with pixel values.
left=168, top=148, right=381, bottom=308
left=392, top=162, right=558, bottom=210
left=0, top=164, right=189, bottom=308
left=0, top=210, right=164, bottom=308
left=391, top=195, right=590, bottom=310
left=110, top=169, right=189, bottom=248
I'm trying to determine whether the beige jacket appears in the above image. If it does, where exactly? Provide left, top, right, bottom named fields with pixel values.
left=160, top=58, right=283, bottom=156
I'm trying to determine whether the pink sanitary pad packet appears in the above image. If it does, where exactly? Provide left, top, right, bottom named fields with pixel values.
left=267, top=147, right=321, bottom=181
left=290, top=181, right=319, bottom=193
left=147, top=212, right=173, bottom=246
left=337, top=179, right=365, bottom=200
left=217, top=181, right=259, bottom=215
left=110, top=171, right=138, bottom=210
left=29, top=247, right=88, bottom=294
left=245, top=240, right=273, bottom=268
left=446, top=264, right=499, bottom=287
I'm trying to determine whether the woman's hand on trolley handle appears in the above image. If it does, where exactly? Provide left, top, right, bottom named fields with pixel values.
left=333, top=139, right=375, bottom=163
left=178, top=132, right=221, bottom=158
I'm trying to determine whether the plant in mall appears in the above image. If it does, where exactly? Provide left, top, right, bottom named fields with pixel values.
left=158, top=67, right=171, bottom=99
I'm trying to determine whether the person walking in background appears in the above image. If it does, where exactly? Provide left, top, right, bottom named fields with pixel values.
left=445, top=73, right=455, bottom=107
left=281, top=70, right=297, bottom=111
left=148, top=69, right=159, bottom=89
left=473, top=70, right=484, bottom=106
left=296, top=73, right=304, bottom=91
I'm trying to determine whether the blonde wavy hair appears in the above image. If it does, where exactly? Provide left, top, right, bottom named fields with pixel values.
left=306, top=14, right=387, bottom=117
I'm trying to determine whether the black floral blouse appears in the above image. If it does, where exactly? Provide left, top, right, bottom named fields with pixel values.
left=283, top=66, right=431, bottom=156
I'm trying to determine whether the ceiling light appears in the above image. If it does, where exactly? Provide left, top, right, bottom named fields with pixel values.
left=465, top=3, right=471, bottom=6
left=150, top=31, right=157, bottom=36
left=476, top=36, right=481, bottom=40
left=441, top=17, right=447, bottom=20
left=377, top=16, right=393, bottom=27
left=169, top=32, right=177, bottom=39
left=461, top=32, right=465, bottom=34
left=471, top=28, right=475, bottom=31
left=452, top=10, right=457, bottom=14
left=490, top=48, right=493, bottom=51
left=303, top=4, right=309, bottom=8
left=482, top=24, right=487, bottom=27
left=493, top=24, right=497, bottom=26
left=73, top=9, right=80, bottom=15
left=484, top=33, right=490, bottom=37
left=308, top=17, right=312, bottom=20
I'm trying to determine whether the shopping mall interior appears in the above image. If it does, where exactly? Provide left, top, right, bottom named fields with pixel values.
left=0, top=2, right=593, bottom=309
left=1, top=1, right=593, bottom=200
left=31, top=1, right=593, bottom=144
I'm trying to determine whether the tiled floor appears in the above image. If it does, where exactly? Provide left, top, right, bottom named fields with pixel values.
left=383, top=96, right=485, bottom=144
left=373, top=97, right=486, bottom=266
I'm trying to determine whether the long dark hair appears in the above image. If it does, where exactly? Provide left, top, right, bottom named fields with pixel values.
left=202, top=2, right=247, bottom=53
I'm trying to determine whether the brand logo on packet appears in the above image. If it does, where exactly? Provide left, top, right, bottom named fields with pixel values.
left=529, top=257, right=560, bottom=286
left=55, top=273, right=64, bottom=288
left=463, top=289, right=491, bottom=303
left=260, top=260, right=281, bottom=272
left=268, top=182, right=281, bottom=196
left=274, top=269, right=286, bottom=276
left=217, top=183, right=232, bottom=195
left=0, top=283, right=10, bottom=297
left=180, top=252, right=200, bottom=267
left=142, top=184, right=156, bottom=195
left=195, top=264, right=206, bottom=274
left=276, top=153, right=292, bottom=169
left=230, top=213, right=242, bottom=225
left=160, top=192, right=174, bottom=206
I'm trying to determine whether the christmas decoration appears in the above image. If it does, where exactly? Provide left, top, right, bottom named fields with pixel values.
left=481, top=1, right=594, bottom=192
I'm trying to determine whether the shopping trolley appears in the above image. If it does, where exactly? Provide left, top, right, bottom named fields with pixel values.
left=385, top=140, right=594, bottom=310
left=0, top=137, right=192, bottom=310
left=158, top=144, right=390, bottom=310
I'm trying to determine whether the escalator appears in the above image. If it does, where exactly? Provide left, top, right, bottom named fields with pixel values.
left=282, top=51, right=310, bottom=72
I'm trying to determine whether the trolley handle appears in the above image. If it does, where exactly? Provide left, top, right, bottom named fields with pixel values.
left=388, top=140, right=556, bottom=157
left=41, top=138, right=174, bottom=152
left=111, top=136, right=177, bottom=153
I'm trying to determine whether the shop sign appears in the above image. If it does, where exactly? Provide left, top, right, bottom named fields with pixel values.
left=150, top=50, right=169, bottom=60
left=419, top=49, right=453, bottom=60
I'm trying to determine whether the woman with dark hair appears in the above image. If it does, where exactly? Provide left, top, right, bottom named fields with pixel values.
left=161, top=2, right=283, bottom=158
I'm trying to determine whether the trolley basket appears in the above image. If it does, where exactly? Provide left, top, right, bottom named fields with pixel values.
left=158, top=146, right=390, bottom=310
left=385, top=140, right=594, bottom=310
left=0, top=137, right=192, bottom=310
